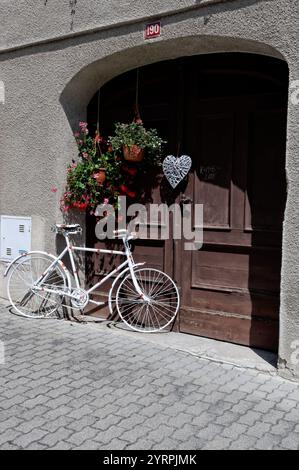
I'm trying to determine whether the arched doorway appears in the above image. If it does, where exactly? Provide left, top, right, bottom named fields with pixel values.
left=87, top=53, right=288, bottom=352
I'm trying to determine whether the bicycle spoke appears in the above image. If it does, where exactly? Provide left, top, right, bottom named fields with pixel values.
left=8, top=253, right=67, bottom=318
left=116, top=268, right=179, bottom=332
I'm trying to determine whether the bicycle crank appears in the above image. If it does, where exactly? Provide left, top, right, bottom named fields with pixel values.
left=70, top=288, right=89, bottom=309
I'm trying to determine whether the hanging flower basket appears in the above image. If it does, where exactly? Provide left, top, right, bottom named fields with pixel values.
left=123, top=144, right=145, bottom=162
left=110, top=122, right=165, bottom=166
left=94, top=168, right=106, bottom=184
left=59, top=120, right=166, bottom=215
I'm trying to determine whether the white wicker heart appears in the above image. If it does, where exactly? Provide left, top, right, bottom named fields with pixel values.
left=162, top=155, right=192, bottom=188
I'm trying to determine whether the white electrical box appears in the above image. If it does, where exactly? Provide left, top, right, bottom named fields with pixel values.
left=0, top=216, right=31, bottom=261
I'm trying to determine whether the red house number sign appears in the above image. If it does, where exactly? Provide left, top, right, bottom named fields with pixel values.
left=145, top=21, right=161, bottom=39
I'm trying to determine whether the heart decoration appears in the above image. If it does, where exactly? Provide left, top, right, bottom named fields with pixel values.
left=162, top=155, right=192, bottom=188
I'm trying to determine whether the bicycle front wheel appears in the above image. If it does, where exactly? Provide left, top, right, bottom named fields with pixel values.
left=7, top=252, right=69, bottom=318
left=116, top=268, right=180, bottom=332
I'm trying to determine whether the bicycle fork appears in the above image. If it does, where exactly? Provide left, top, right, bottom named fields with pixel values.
left=125, top=240, right=151, bottom=303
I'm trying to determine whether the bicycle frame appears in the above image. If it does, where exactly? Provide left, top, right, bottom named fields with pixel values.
left=33, top=234, right=145, bottom=306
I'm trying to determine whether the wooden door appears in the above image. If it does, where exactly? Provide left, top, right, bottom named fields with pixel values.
left=86, top=61, right=180, bottom=314
left=87, top=54, right=288, bottom=350
left=178, top=57, right=287, bottom=351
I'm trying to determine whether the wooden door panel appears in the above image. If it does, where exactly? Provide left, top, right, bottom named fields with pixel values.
left=86, top=55, right=287, bottom=350
left=202, top=230, right=282, bottom=247
left=181, top=86, right=287, bottom=350
left=86, top=63, right=178, bottom=318
left=195, top=114, right=234, bottom=229
left=180, top=307, right=278, bottom=351
left=191, top=247, right=282, bottom=293
left=245, top=110, right=287, bottom=231
left=130, top=239, right=166, bottom=271
left=186, top=289, right=279, bottom=319
left=191, top=249, right=251, bottom=290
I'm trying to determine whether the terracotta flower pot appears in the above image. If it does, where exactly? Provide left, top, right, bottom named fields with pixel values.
left=123, top=145, right=145, bottom=162
left=95, top=168, right=106, bottom=184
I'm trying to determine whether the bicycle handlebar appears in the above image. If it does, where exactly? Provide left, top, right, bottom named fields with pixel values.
left=51, top=224, right=135, bottom=239
left=113, top=229, right=137, bottom=240
left=113, top=229, right=128, bottom=235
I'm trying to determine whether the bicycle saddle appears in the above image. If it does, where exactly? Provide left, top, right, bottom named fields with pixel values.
left=52, top=224, right=82, bottom=234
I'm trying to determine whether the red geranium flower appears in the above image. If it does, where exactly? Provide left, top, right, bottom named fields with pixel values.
left=127, top=167, right=137, bottom=176
left=127, top=190, right=137, bottom=198
left=72, top=201, right=89, bottom=211
left=120, top=184, right=128, bottom=194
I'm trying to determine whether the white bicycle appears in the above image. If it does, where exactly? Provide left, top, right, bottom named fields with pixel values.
left=4, top=224, right=180, bottom=332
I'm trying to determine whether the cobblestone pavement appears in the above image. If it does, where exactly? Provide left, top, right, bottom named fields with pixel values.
left=0, top=305, right=298, bottom=450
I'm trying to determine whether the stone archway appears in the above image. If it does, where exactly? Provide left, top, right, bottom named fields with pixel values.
left=60, top=34, right=285, bottom=131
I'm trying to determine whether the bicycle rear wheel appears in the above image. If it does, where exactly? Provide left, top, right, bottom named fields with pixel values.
left=7, top=252, right=68, bottom=318
left=116, top=268, right=180, bottom=332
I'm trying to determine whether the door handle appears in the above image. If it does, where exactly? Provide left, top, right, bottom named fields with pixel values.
left=180, top=194, right=193, bottom=204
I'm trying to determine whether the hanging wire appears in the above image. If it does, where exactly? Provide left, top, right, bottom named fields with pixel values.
left=135, top=68, right=139, bottom=109
left=177, top=141, right=181, bottom=159
left=134, top=68, right=142, bottom=123
left=96, top=88, right=101, bottom=133
left=96, top=89, right=102, bottom=156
